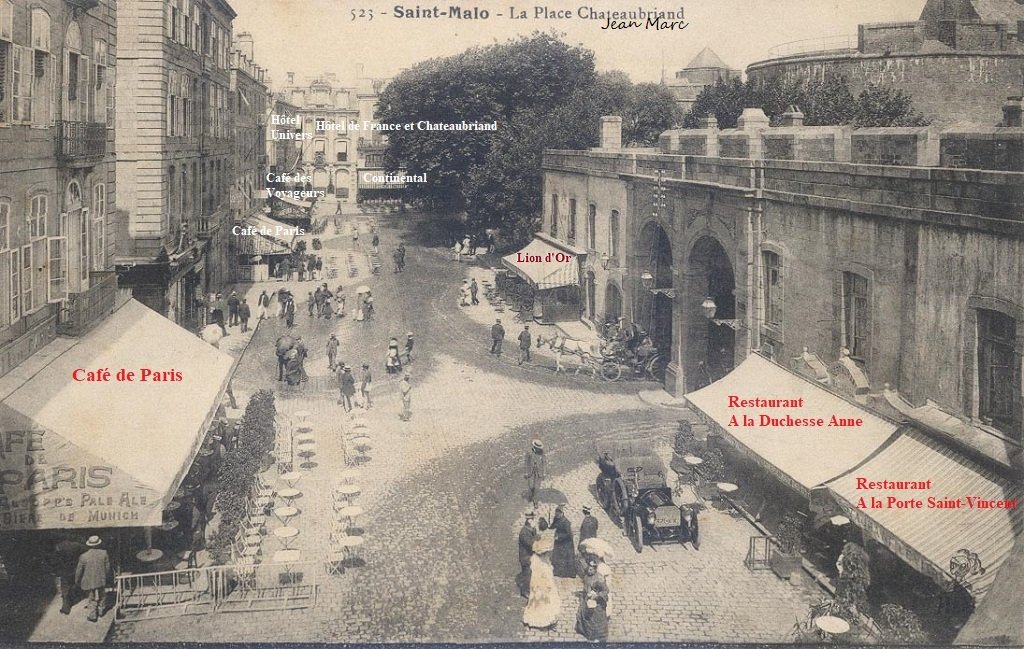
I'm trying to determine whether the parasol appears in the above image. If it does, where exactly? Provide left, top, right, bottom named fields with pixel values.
left=579, top=537, right=615, bottom=561
left=355, top=285, right=371, bottom=294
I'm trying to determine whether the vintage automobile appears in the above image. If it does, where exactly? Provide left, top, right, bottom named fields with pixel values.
left=595, top=440, right=699, bottom=552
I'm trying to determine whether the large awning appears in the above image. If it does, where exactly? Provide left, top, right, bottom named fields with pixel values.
left=236, top=232, right=290, bottom=256
left=0, top=300, right=234, bottom=530
left=243, top=213, right=299, bottom=247
left=502, top=235, right=586, bottom=290
left=684, top=353, right=899, bottom=495
left=825, top=428, right=1022, bottom=599
left=955, top=538, right=1024, bottom=645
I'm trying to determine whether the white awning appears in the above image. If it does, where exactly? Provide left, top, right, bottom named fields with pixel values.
left=0, top=300, right=234, bottom=530
left=502, top=236, right=583, bottom=290
left=825, top=428, right=1022, bottom=600
left=243, top=213, right=299, bottom=246
left=684, top=353, right=899, bottom=495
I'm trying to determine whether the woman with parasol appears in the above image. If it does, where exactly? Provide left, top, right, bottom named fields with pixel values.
left=523, top=527, right=560, bottom=629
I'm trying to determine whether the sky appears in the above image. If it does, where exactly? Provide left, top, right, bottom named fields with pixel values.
left=229, top=0, right=927, bottom=88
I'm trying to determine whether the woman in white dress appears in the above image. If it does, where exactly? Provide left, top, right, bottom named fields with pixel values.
left=523, top=529, right=560, bottom=629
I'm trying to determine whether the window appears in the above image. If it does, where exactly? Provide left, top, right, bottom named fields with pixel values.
left=92, top=39, right=107, bottom=124
left=977, top=309, right=1019, bottom=433
left=30, top=9, right=49, bottom=51
left=0, top=0, right=13, bottom=42
left=568, top=199, right=577, bottom=242
left=763, top=251, right=783, bottom=327
left=841, top=272, right=870, bottom=360
left=609, top=210, right=620, bottom=259
left=336, top=140, right=347, bottom=162
left=79, top=207, right=89, bottom=283
left=550, top=194, right=558, bottom=236
left=48, top=236, right=66, bottom=302
left=0, top=200, right=8, bottom=249
left=92, top=184, right=105, bottom=270
left=20, top=244, right=32, bottom=314
left=588, top=204, right=596, bottom=249
left=12, top=45, right=32, bottom=122
left=10, top=247, right=19, bottom=322
left=28, top=193, right=46, bottom=238
left=0, top=41, right=10, bottom=122
left=315, top=116, right=325, bottom=132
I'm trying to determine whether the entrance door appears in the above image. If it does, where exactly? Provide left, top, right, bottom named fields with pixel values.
left=586, top=271, right=596, bottom=319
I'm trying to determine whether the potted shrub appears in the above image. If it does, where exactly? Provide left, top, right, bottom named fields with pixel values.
left=836, top=541, right=871, bottom=613
left=771, top=512, right=805, bottom=580
left=670, top=420, right=696, bottom=473
left=879, top=603, right=926, bottom=644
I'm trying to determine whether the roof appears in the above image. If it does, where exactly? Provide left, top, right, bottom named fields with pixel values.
left=970, top=0, right=1024, bottom=24
left=502, top=237, right=583, bottom=290
left=684, top=47, right=731, bottom=71
left=684, top=353, right=898, bottom=494
left=0, top=300, right=234, bottom=530
left=826, top=428, right=1022, bottom=600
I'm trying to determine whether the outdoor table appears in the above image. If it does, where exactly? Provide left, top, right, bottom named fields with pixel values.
left=273, top=526, right=300, bottom=550
left=337, top=505, right=364, bottom=532
left=294, top=411, right=311, bottom=423
left=296, top=433, right=316, bottom=445
left=335, top=484, right=361, bottom=506
left=683, top=455, right=703, bottom=466
left=351, top=417, right=368, bottom=429
left=158, top=520, right=180, bottom=532
left=279, top=471, right=303, bottom=488
left=272, top=549, right=303, bottom=583
left=337, top=535, right=364, bottom=565
left=274, top=505, right=299, bottom=524
left=717, top=482, right=739, bottom=494
left=137, top=549, right=164, bottom=563
left=351, top=436, right=371, bottom=457
left=279, top=487, right=302, bottom=505
left=298, top=446, right=317, bottom=468
left=814, top=615, right=850, bottom=639
left=830, top=515, right=851, bottom=527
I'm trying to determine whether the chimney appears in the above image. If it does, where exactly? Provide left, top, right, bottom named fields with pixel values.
left=737, top=108, right=770, bottom=131
left=600, top=116, right=623, bottom=149
left=1001, top=96, right=1023, bottom=127
left=779, top=104, right=805, bottom=127
left=699, top=115, right=718, bottom=129
left=286, top=71, right=295, bottom=85
left=235, top=31, right=254, bottom=59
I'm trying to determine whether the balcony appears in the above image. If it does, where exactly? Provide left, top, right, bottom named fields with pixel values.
left=313, top=151, right=326, bottom=166
left=196, top=214, right=217, bottom=238
left=57, top=272, right=120, bottom=337
left=57, top=121, right=106, bottom=166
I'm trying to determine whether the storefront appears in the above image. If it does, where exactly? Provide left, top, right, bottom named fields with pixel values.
left=502, top=234, right=587, bottom=324
left=236, top=213, right=296, bottom=282
left=0, top=299, right=234, bottom=543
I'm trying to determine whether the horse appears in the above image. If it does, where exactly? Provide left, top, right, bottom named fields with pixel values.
left=535, top=332, right=603, bottom=376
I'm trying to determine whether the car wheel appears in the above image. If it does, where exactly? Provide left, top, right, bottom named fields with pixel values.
left=633, top=515, right=644, bottom=553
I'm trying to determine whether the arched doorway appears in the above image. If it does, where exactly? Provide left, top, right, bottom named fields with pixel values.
left=636, top=221, right=674, bottom=373
left=312, top=169, right=329, bottom=190
left=604, top=282, right=622, bottom=324
left=685, top=236, right=735, bottom=390
left=585, top=271, right=596, bottom=319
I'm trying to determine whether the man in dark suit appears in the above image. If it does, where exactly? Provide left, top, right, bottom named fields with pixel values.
left=517, top=325, right=532, bottom=365
left=53, top=535, right=87, bottom=614
left=516, top=512, right=537, bottom=598
left=490, top=319, right=505, bottom=356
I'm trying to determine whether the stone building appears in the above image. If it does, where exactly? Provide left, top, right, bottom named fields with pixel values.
left=746, top=0, right=1024, bottom=127
left=0, top=0, right=117, bottom=378
left=228, top=32, right=268, bottom=226
left=664, top=47, right=740, bottom=118
left=277, top=68, right=396, bottom=205
left=113, top=0, right=237, bottom=331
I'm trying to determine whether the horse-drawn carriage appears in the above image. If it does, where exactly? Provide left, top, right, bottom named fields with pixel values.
left=535, top=330, right=666, bottom=381
left=594, top=439, right=700, bottom=552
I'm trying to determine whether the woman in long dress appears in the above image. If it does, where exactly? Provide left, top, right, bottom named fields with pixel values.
left=523, top=529, right=560, bottom=629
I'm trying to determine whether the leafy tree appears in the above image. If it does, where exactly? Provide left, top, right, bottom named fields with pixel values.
left=683, top=78, right=748, bottom=128
left=853, top=85, right=929, bottom=127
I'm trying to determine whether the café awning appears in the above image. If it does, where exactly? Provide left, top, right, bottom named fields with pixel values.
left=955, top=538, right=1024, bottom=645
left=684, top=353, right=899, bottom=495
left=0, top=300, right=234, bottom=530
left=236, top=232, right=290, bottom=256
left=243, top=213, right=298, bottom=247
left=502, top=235, right=586, bottom=290
left=825, top=428, right=1022, bottom=599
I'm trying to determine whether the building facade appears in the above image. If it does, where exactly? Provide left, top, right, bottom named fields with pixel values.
left=114, top=0, right=236, bottom=330
left=228, top=32, right=267, bottom=225
left=0, top=0, right=117, bottom=378
left=664, top=47, right=740, bottom=118
left=746, top=0, right=1024, bottom=127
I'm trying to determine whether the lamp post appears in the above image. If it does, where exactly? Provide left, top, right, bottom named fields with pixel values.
left=702, top=296, right=740, bottom=330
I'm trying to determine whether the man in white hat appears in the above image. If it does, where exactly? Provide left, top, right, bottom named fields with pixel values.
left=524, top=439, right=546, bottom=504
left=516, top=511, right=538, bottom=598
left=74, top=536, right=112, bottom=622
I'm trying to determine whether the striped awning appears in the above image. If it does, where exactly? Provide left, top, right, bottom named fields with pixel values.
left=502, top=236, right=582, bottom=290
left=236, top=233, right=290, bottom=256
left=243, top=213, right=298, bottom=247
left=825, top=428, right=1022, bottom=599
left=684, top=353, right=899, bottom=495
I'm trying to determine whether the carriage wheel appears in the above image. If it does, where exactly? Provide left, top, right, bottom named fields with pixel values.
left=601, top=362, right=622, bottom=382
left=633, top=514, right=645, bottom=553
left=611, top=478, right=630, bottom=521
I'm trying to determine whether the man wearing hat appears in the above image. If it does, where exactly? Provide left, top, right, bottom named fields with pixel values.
left=399, top=373, right=412, bottom=421
left=490, top=318, right=505, bottom=356
left=326, top=333, right=340, bottom=371
left=359, top=363, right=373, bottom=409
left=551, top=504, right=576, bottom=578
left=403, top=332, right=414, bottom=364
left=52, top=534, right=87, bottom=615
left=579, top=505, right=599, bottom=545
left=338, top=365, right=356, bottom=411
left=516, top=511, right=538, bottom=598
left=74, top=536, right=112, bottom=622
left=227, top=290, right=240, bottom=326
left=517, top=325, right=532, bottom=365
left=524, top=439, right=546, bottom=504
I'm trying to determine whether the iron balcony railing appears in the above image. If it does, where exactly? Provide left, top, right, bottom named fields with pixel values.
left=57, top=121, right=106, bottom=162
left=57, top=271, right=119, bottom=337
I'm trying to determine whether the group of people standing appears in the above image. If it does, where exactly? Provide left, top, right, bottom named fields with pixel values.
left=306, top=284, right=346, bottom=319
left=458, top=278, right=480, bottom=307
left=208, top=291, right=252, bottom=335
left=489, top=319, right=534, bottom=366
left=392, top=245, right=407, bottom=273
left=274, top=252, right=325, bottom=282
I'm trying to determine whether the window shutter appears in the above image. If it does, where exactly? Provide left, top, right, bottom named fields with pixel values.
left=79, top=207, right=89, bottom=283
left=79, top=55, right=89, bottom=121
left=0, top=251, right=8, bottom=327
left=47, top=236, right=66, bottom=302
left=11, top=45, right=21, bottom=121
left=49, top=54, right=55, bottom=125
left=22, top=44, right=33, bottom=122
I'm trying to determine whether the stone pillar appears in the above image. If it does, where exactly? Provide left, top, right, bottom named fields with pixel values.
left=600, top=116, right=623, bottom=150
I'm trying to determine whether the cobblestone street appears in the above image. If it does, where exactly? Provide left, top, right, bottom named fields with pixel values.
left=113, top=212, right=823, bottom=643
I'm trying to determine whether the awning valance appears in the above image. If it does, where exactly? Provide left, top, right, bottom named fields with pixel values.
left=0, top=300, right=234, bottom=530
left=243, top=213, right=299, bottom=246
left=278, top=195, right=312, bottom=209
left=236, top=232, right=290, bottom=256
left=684, top=353, right=898, bottom=495
left=502, top=236, right=583, bottom=290
left=825, top=428, right=1022, bottom=600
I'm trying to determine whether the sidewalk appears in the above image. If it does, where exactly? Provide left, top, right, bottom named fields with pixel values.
left=26, top=587, right=115, bottom=643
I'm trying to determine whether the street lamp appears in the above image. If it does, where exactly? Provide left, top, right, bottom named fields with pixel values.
left=702, top=296, right=741, bottom=330
left=641, top=271, right=655, bottom=290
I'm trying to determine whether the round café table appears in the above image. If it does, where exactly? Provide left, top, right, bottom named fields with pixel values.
left=158, top=520, right=179, bottom=532
left=279, top=471, right=303, bottom=488
left=336, top=535, right=364, bottom=565
left=294, top=410, right=311, bottom=423
left=717, top=482, right=739, bottom=494
left=273, top=526, right=300, bottom=550
left=296, top=433, right=316, bottom=445
left=278, top=488, right=302, bottom=505
left=337, top=505, right=364, bottom=532
left=830, top=515, right=851, bottom=527
left=136, top=548, right=164, bottom=563
left=814, top=615, right=850, bottom=639
left=351, top=436, right=371, bottom=463
left=683, top=455, right=703, bottom=466
left=351, top=417, right=368, bottom=429
left=334, top=484, right=361, bottom=506
left=274, top=505, right=299, bottom=524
